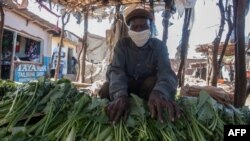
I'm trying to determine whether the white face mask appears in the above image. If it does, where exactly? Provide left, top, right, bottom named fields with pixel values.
left=128, top=29, right=151, bottom=47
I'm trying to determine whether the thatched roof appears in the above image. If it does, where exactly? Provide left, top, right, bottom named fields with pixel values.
left=50, top=0, right=170, bottom=16
left=51, top=0, right=150, bottom=10
left=196, top=42, right=235, bottom=56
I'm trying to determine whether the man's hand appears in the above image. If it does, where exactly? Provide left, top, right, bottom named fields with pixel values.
left=106, top=96, right=130, bottom=124
left=148, top=91, right=180, bottom=123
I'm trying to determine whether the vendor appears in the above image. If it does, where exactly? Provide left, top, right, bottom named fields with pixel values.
left=99, top=7, right=180, bottom=123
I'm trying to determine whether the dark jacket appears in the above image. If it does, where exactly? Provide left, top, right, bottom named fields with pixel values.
left=107, top=37, right=177, bottom=100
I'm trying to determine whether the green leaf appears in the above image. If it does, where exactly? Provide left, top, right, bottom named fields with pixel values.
left=155, top=120, right=167, bottom=129
left=130, top=94, right=146, bottom=117
left=86, top=98, right=102, bottom=111
left=95, top=111, right=109, bottom=123
left=223, top=107, right=235, bottom=123
left=197, top=103, right=215, bottom=122
left=197, top=91, right=209, bottom=111
left=0, top=128, right=8, bottom=138
left=126, top=116, right=137, bottom=127
left=180, top=96, right=198, bottom=114
left=131, top=94, right=144, bottom=107
left=129, top=103, right=145, bottom=117
left=10, top=128, right=27, bottom=141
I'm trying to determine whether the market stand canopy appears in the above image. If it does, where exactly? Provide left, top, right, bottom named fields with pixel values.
left=52, top=0, right=159, bottom=10
left=50, top=0, right=196, bottom=14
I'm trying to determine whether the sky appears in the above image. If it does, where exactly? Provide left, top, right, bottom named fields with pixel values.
left=25, top=0, right=250, bottom=59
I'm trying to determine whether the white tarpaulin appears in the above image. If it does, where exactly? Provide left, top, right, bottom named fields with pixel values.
left=175, top=0, right=197, bottom=17
left=76, top=33, right=109, bottom=83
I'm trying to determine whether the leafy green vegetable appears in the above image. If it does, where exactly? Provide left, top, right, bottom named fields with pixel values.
left=0, top=79, right=248, bottom=141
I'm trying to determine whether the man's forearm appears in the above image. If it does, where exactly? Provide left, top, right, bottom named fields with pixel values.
left=108, top=67, right=128, bottom=100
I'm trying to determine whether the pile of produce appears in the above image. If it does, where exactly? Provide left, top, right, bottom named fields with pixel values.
left=0, top=80, right=17, bottom=99
left=0, top=78, right=248, bottom=141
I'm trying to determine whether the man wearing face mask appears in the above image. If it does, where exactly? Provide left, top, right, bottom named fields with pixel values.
left=99, top=7, right=179, bottom=124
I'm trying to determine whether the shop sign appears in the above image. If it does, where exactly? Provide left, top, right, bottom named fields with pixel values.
left=14, top=64, right=46, bottom=82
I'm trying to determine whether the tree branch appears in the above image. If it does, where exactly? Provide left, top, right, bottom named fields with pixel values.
left=218, top=3, right=233, bottom=68
left=177, top=8, right=192, bottom=87
left=211, top=0, right=226, bottom=86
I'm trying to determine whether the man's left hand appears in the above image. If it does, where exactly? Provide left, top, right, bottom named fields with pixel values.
left=148, top=91, right=180, bottom=123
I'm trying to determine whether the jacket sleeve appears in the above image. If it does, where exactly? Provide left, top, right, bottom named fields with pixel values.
left=152, top=42, right=178, bottom=100
left=108, top=40, right=128, bottom=100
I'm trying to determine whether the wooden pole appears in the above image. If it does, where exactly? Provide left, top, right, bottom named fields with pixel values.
left=206, top=53, right=210, bottom=85
left=206, top=52, right=213, bottom=86
left=211, top=0, right=226, bottom=86
left=162, top=0, right=176, bottom=45
left=233, top=0, right=247, bottom=107
left=90, top=60, right=94, bottom=83
left=177, top=8, right=192, bottom=87
left=79, top=10, right=88, bottom=83
left=218, top=3, right=233, bottom=68
left=162, top=4, right=171, bottom=45
left=54, top=12, right=70, bottom=80
left=108, top=4, right=121, bottom=63
left=245, top=33, right=250, bottom=53
left=0, top=3, right=4, bottom=79
left=10, top=31, right=17, bottom=81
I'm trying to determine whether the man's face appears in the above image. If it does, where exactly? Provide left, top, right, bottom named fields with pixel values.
left=129, top=18, right=150, bottom=32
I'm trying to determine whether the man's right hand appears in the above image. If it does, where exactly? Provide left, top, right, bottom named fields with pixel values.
left=106, top=96, right=130, bottom=124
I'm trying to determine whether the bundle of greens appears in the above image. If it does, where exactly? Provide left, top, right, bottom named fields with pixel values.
left=0, top=78, right=248, bottom=141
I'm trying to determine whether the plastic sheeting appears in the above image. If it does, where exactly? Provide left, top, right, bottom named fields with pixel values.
left=175, top=0, right=197, bottom=17
left=175, top=0, right=196, bottom=30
